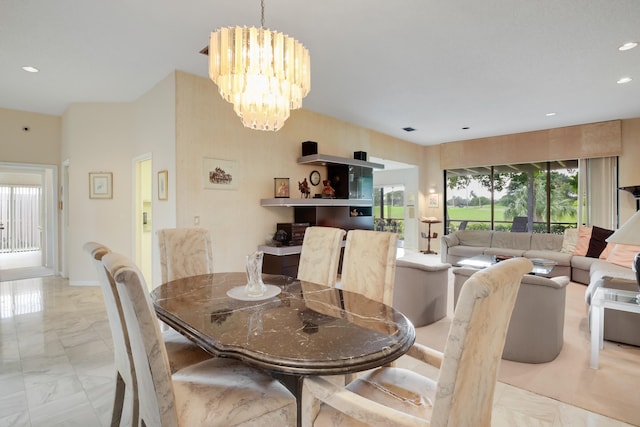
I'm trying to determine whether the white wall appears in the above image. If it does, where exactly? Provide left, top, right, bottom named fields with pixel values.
left=61, top=104, right=135, bottom=284
left=132, top=73, right=176, bottom=287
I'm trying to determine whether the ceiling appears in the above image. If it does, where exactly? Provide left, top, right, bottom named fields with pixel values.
left=1, top=0, right=639, bottom=146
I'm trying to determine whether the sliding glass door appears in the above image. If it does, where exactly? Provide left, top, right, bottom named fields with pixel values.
left=0, top=185, right=42, bottom=252
left=445, top=160, right=579, bottom=234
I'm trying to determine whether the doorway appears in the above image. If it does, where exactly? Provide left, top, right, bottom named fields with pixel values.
left=0, top=162, right=58, bottom=280
left=134, top=155, right=153, bottom=287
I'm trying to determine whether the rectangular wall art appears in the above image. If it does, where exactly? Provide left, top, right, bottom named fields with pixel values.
left=89, top=172, right=113, bottom=199
left=158, top=170, right=168, bottom=200
left=203, top=158, right=238, bottom=190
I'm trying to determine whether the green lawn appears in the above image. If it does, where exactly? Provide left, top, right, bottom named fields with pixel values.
left=447, top=205, right=577, bottom=230
left=375, top=205, right=576, bottom=224
left=448, top=205, right=507, bottom=221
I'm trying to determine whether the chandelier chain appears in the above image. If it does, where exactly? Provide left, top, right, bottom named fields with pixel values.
left=260, top=0, right=265, bottom=28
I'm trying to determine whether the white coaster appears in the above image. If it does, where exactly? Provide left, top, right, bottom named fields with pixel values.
left=226, top=284, right=282, bottom=301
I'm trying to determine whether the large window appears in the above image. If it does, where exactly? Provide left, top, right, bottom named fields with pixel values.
left=445, top=160, right=579, bottom=234
left=373, top=185, right=404, bottom=239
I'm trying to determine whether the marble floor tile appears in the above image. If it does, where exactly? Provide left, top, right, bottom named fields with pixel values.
left=0, top=273, right=635, bottom=426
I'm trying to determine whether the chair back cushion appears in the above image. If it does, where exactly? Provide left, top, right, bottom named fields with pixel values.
left=83, top=242, right=134, bottom=380
left=341, top=230, right=398, bottom=305
left=297, top=226, right=346, bottom=287
left=158, top=228, right=214, bottom=283
left=432, top=257, right=532, bottom=426
left=103, top=252, right=179, bottom=427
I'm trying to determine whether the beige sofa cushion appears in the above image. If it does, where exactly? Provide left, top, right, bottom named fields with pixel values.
left=561, top=228, right=579, bottom=253
left=531, top=233, right=563, bottom=251
left=491, top=231, right=531, bottom=250
left=456, top=230, right=493, bottom=247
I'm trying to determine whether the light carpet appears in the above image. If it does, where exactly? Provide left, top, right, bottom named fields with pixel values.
left=413, top=282, right=640, bottom=426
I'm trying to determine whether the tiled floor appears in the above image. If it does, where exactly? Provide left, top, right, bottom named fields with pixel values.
left=0, top=273, right=634, bottom=426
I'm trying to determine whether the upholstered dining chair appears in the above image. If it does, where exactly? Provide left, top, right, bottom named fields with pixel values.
left=102, top=251, right=297, bottom=426
left=84, top=242, right=137, bottom=427
left=84, top=243, right=211, bottom=374
left=340, top=229, right=398, bottom=306
left=301, top=257, right=533, bottom=427
left=157, top=227, right=214, bottom=283
left=297, top=226, right=346, bottom=287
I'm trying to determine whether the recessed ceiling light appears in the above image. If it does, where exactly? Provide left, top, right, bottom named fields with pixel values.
left=546, top=112, right=557, bottom=116
left=21, top=66, right=39, bottom=73
left=402, top=127, right=416, bottom=132
left=617, top=77, right=633, bottom=84
left=619, top=42, right=638, bottom=51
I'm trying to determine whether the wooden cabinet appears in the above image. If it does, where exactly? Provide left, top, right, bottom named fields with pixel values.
left=263, top=252, right=300, bottom=277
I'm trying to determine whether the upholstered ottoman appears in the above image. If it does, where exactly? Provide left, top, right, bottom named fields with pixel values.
left=393, top=259, right=450, bottom=327
left=453, top=266, right=569, bottom=363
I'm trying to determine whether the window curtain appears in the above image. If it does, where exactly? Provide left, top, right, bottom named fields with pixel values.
left=578, top=157, right=617, bottom=229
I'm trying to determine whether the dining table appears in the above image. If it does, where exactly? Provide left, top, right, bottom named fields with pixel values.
left=151, top=272, right=416, bottom=426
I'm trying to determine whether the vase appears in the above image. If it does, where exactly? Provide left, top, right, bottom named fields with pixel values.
left=245, top=251, right=267, bottom=297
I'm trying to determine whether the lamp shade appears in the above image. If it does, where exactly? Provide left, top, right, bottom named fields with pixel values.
left=606, top=210, right=640, bottom=245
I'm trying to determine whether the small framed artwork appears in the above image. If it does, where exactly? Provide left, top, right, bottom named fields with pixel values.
left=158, top=170, right=168, bottom=201
left=203, top=158, right=238, bottom=190
left=89, top=172, right=112, bottom=199
left=428, top=193, right=439, bottom=208
left=274, top=178, right=290, bottom=198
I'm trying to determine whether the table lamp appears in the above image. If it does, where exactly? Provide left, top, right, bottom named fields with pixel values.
left=605, top=210, right=640, bottom=300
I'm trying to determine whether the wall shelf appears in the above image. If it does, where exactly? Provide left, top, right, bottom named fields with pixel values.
left=297, top=154, right=384, bottom=169
left=260, top=198, right=372, bottom=207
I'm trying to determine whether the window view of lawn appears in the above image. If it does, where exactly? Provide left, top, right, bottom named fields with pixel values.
left=446, top=160, right=579, bottom=233
left=374, top=186, right=404, bottom=239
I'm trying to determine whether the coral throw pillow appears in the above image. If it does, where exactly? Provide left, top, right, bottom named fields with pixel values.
left=586, top=226, right=614, bottom=258
left=573, top=227, right=592, bottom=256
left=607, top=244, right=640, bottom=268
left=599, top=242, right=616, bottom=259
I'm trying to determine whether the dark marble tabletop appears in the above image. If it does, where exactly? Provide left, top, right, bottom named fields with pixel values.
left=151, top=272, right=416, bottom=376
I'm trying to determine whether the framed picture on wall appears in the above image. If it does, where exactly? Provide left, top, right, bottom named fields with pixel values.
left=203, top=158, right=238, bottom=190
left=428, top=193, right=439, bottom=208
left=89, top=172, right=112, bottom=199
left=274, top=178, right=290, bottom=198
left=158, top=170, right=168, bottom=200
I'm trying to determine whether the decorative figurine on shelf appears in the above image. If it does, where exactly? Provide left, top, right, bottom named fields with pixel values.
left=350, top=209, right=359, bottom=217
left=298, top=178, right=311, bottom=198
left=321, top=179, right=335, bottom=198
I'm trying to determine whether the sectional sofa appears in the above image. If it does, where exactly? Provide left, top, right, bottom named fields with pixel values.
left=441, top=229, right=640, bottom=347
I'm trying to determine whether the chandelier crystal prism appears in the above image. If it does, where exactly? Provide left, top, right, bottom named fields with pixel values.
left=208, top=2, right=310, bottom=131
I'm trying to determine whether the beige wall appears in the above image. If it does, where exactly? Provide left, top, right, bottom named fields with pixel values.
left=132, top=73, right=177, bottom=284
left=618, top=118, right=640, bottom=224
left=441, top=120, right=622, bottom=170
left=0, top=108, right=61, bottom=165
left=61, top=104, right=135, bottom=283
left=173, top=71, right=428, bottom=274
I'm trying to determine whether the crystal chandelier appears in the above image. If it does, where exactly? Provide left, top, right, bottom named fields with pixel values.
left=208, top=0, right=310, bottom=131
